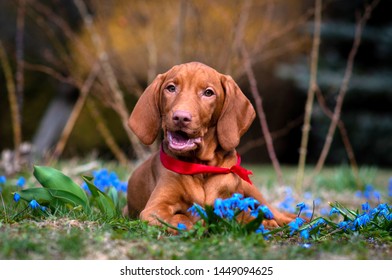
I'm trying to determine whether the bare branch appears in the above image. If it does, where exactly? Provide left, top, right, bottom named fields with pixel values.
left=0, top=41, right=22, bottom=166
left=295, top=0, right=322, bottom=191
left=47, top=62, right=100, bottom=164
left=314, top=86, right=361, bottom=188
left=313, top=0, right=380, bottom=176
left=73, top=0, right=148, bottom=160
left=23, top=62, right=75, bottom=85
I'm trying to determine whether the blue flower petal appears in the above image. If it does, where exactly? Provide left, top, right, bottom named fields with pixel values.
left=16, top=176, right=26, bottom=187
left=177, top=223, right=187, bottom=231
left=13, top=193, right=21, bottom=202
left=29, top=200, right=40, bottom=209
left=0, top=175, right=6, bottom=184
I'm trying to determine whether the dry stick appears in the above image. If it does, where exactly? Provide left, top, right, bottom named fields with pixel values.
left=235, top=0, right=283, bottom=186
left=241, top=46, right=284, bottom=187
left=0, top=41, right=22, bottom=164
left=314, top=86, right=361, bottom=188
left=313, top=0, right=379, bottom=177
left=73, top=0, right=147, bottom=160
left=23, top=63, right=130, bottom=166
left=15, top=0, right=25, bottom=134
left=48, top=62, right=100, bottom=164
left=295, top=0, right=322, bottom=192
left=24, top=62, right=75, bottom=85
left=86, top=98, right=129, bottom=166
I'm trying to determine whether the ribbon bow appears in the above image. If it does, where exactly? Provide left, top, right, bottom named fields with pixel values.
left=159, top=147, right=253, bottom=184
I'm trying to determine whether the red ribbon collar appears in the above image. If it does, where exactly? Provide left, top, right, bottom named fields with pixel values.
left=159, top=147, right=253, bottom=184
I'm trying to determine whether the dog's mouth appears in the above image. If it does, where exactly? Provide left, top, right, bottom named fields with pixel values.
left=167, top=131, right=202, bottom=152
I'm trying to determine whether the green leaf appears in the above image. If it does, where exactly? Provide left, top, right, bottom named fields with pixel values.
left=107, top=186, right=120, bottom=212
left=82, top=176, right=117, bottom=218
left=33, top=165, right=90, bottom=211
left=47, top=189, right=90, bottom=210
left=14, top=188, right=54, bottom=205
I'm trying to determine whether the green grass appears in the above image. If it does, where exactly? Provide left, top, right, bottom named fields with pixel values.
left=0, top=163, right=391, bottom=260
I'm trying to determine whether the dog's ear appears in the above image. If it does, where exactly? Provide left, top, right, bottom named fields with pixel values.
left=128, top=74, right=165, bottom=145
left=217, top=75, right=256, bottom=151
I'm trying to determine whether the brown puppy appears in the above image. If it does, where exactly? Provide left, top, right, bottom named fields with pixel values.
left=126, top=62, right=295, bottom=229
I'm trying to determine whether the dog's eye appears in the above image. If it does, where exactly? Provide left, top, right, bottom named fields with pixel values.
left=166, top=84, right=176, bottom=93
left=203, top=89, right=215, bottom=97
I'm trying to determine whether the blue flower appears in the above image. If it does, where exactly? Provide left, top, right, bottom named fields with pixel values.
left=188, top=204, right=206, bottom=218
left=29, top=200, right=40, bottom=209
left=213, top=198, right=225, bottom=218
left=288, top=217, right=306, bottom=235
left=300, top=229, right=310, bottom=240
left=278, top=187, right=296, bottom=213
left=85, top=169, right=128, bottom=193
left=353, top=213, right=370, bottom=228
left=373, top=191, right=381, bottom=202
left=296, top=202, right=307, bottom=216
left=0, top=175, right=6, bottom=184
left=363, top=185, right=375, bottom=200
left=256, top=225, right=269, bottom=235
left=240, top=197, right=258, bottom=211
left=297, top=202, right=306, bottom=210
left=329, top=207, right=340, bottom=216
left=260, top=205, right=274, bottom=219
left=302, top=243, right=312, bottom=249
left=177, top=223, right=187, bottom=231
left=338, top=221, right=349, bottom=231
left=313, top=218, right=326, bottom=227
left=250, top=205, right=273, bottom=219
left=362, top=202, right=370, bottom=212
left=40, top=206, right=47, bottom=212
left=16, top=176, right=26, bottom=187
left=13, top=193, right=21, bottom=202
left=370, top=205, right=385, bottom=219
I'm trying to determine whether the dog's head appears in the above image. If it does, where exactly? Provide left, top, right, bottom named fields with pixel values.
left=129, top=62, right=255, bottom=155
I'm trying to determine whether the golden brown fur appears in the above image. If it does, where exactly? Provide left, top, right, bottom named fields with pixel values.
left=126, top=62, right=295, bottom=230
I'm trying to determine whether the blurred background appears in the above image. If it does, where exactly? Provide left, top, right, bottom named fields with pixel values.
left=0, top=0, right=391, bottom=174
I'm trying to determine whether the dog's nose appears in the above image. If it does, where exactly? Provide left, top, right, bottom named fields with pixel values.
left=172, top=110, right=192, bottom=126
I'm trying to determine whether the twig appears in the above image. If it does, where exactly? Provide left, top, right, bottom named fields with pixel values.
left=313, top=0, right=379, bottom=176
left=73, top=0, right=148, bottom=160
left=47, top=62, right=100, bottom=163
left=24, top=62, right=75, bottom=85
left=242, top=45, right=284, bottom=186
left=235, top=0, right=283, bottom=186
left=0, top=41, right=22, bottom=165
left=295, top=0, right=322, bottom=191
left=314, top=86, right=361, bottom=188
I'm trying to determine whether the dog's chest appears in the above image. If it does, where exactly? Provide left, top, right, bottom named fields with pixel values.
left=188, top=173, right=241, bottom=206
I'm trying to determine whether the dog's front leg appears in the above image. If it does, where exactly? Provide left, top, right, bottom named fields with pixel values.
left=139, top=184, right=195, bottom=232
